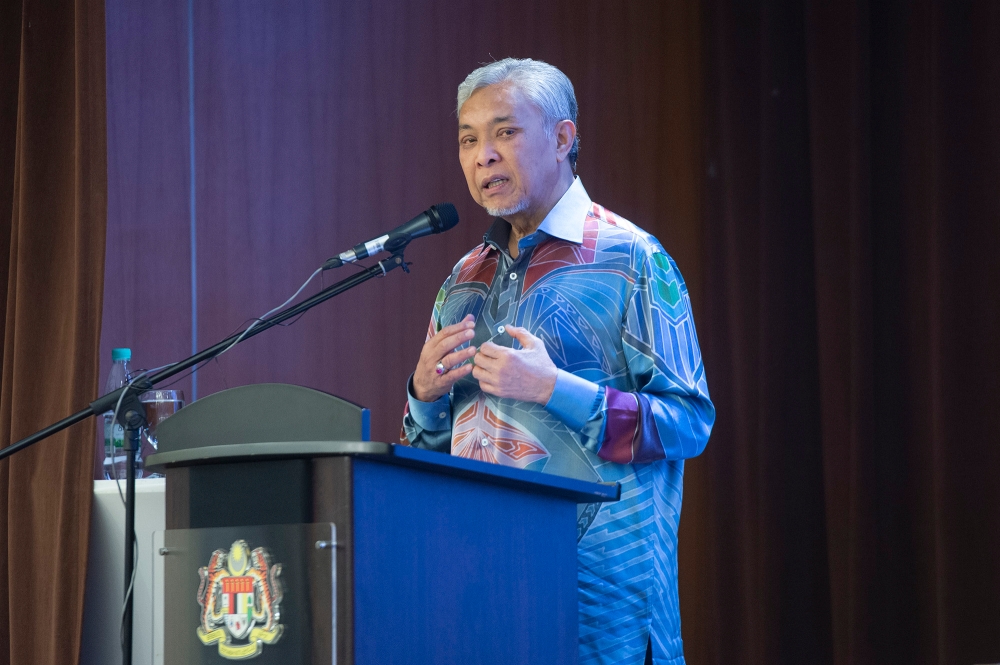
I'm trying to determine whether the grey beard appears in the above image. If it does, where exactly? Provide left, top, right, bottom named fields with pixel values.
left=483, top=196, right=529, bottom=218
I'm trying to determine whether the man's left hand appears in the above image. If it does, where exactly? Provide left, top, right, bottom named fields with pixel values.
left=473, top=325, right=558, bottom=404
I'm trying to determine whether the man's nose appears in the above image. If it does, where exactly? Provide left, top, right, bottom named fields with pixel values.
left=477, top=140, right=499, bottom=167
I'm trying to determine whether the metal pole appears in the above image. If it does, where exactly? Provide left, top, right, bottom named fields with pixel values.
left=122, top=421, right=139, bottom=665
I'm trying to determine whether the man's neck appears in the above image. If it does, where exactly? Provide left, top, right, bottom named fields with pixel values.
left=506, top=170, right=574, bottom=258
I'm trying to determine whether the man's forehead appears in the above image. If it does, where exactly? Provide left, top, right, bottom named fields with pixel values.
left=458, top=84, right=536, bottom=129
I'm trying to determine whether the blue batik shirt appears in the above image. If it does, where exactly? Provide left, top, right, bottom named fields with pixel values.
left=402, top=177, right=714, bottom=665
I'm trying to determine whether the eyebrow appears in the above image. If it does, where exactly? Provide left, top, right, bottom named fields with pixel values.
left=458, top=115, right=517, bottom=131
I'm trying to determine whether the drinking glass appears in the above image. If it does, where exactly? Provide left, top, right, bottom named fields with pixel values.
left=139, top=390, right=185, bottom=477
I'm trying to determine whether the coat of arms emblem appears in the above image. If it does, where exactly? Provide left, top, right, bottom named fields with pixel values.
left=196, top=540, right=284, bottom=659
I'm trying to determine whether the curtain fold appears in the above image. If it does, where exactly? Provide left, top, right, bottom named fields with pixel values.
left=0, top=0, right=107, bottom=663
left=684, top=1, right=1000, bottom=662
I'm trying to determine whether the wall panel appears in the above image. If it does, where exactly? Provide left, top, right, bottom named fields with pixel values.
left=101, top=0, right=193, bottom=473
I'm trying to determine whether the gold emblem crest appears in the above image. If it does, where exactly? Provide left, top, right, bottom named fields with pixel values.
left=196, top=540, right=284, bottom=659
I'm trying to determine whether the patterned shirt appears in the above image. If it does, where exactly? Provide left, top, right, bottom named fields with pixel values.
left=402, top=177, right=714, bottom=665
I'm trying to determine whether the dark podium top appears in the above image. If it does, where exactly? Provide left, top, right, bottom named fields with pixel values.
left=145, top=382, right=619, bottom=505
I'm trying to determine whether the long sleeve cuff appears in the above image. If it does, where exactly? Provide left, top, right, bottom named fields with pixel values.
left=597, top=388, right=667, bottom=464
left=406, top=375, right=452, bottom=432
left=544, top=370, right=601, bottom=431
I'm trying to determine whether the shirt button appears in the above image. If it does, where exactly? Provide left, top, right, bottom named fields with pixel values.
left=510, top=272, right=518, bottom=281
left=481, top=437, right=490, bottom=447
left=497, top=325, right=505, bottom=334
left=438, top=412, right=447, bottom=419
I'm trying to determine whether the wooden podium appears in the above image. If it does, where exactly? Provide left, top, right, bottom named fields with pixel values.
left=145, top=384, right=619, bottom=665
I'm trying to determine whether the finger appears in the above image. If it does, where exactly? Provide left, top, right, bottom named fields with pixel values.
left=434, top=314, right=475, bottom=336
left=414, top=359, right=469, bottom=402
left=439, top=362, right=474, bottom=385
left=429, top=325, right=477, bottom=357
left=473, top=351, right=502, bottom=373
left=425, top=360, right=473, bottom=390
left=437, top=317, right=476, bottom=335
left=476, top=341, right=508, bottom=359
left=440, top=345, right=477, bottom=370
left=477, top=378, right=500, bottom=396
left=432, top=316, right=476, bottom=344
left=472, top=364, right=493, bottom=383
left=504, top=325, right=537, bottom=349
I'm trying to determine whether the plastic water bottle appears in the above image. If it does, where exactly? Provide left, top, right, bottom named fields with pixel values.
left=102, top=348, right=133, bottom=480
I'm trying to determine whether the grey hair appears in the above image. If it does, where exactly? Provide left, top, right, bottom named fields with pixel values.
left=457, top=58, right=580, bottom=170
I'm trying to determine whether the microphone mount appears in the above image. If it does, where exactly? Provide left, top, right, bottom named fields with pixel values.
left=323, top=232, right=412, bottom=271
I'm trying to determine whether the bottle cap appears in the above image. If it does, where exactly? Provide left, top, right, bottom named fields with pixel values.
left=111, top=348, right=132, bottom=362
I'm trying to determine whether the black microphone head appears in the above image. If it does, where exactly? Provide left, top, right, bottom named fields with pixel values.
left=391, top=203, right=461, bottom=243
left=428, top=203, right=459, bottom=233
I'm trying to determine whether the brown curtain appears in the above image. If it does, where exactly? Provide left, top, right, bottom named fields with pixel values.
left=681, top=0, right=1000, bottom=662
left=0, top=0, right=107, bottom=663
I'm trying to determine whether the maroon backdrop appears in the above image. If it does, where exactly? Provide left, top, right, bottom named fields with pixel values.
left=100, top=1, right=1000, bottom=663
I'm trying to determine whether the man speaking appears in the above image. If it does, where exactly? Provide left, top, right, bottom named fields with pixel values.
left=401, top=58, right=714, bottom=665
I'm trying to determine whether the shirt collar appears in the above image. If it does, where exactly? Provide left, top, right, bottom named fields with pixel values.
left=536, top=176, right=591, bottom=244
left=482, top=176, right=592, bottom=251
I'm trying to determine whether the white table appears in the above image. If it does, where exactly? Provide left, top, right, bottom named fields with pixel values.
left=80, top=479, right=165, bottom=665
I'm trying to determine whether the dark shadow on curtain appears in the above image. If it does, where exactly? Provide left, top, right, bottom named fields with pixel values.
left=682, top=1, right=1000, bottom=663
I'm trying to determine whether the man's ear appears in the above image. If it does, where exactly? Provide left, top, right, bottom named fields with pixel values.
left=554, top=120, right=577, bottom=162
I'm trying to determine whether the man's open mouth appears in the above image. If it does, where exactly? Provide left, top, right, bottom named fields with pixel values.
left=483, top=177, right=508, bottom=190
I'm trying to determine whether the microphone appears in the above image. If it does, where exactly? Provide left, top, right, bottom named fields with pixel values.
left=323, top=203, right=460, bottom=270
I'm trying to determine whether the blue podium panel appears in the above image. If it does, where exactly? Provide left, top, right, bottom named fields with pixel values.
left=352, top=459, right=578, bottom=665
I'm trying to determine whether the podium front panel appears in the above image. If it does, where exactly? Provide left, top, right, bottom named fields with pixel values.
left=160, top=522, right=336, bottom=664
left=351, top=458, right=579, bottom=665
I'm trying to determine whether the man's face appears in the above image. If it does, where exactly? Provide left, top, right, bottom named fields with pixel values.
left=458, top=83, right=561, bottom=219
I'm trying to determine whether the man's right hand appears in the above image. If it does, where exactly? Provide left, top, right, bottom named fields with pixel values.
left=412, top=314, right=478, bottom=402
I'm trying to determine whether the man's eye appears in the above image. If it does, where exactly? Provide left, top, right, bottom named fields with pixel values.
left=460, top=137, right=476, bottom=146
left=499, top=129, right=515, bottom=137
